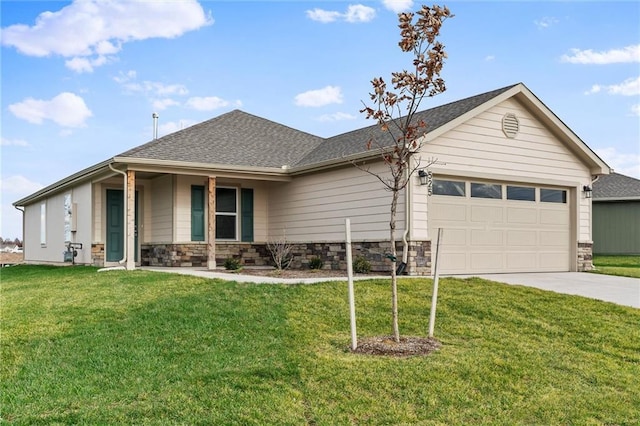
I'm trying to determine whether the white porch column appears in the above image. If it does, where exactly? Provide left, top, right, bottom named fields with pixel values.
left=126, top=170, right=136, bottom=270
left=207, top=176, right=216, bottom=270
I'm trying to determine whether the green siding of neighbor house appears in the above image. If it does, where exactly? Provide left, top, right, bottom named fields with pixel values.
left=593, top=201, right=640, bottom=255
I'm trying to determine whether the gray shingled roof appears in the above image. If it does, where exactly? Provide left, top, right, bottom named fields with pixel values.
left=118, top=84, right=518, bottom=170
left=295, top=84, right=518, bottom=167
left=593, top=172, right=640, bottom=200
left=119, top=110, right=324, bottom=168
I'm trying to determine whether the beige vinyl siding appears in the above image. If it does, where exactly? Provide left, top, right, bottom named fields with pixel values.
left=250, top=181, right=269, bottom=242
left=150, top=174, right=173, bottom=242
left=175, top=175, right=208, bottom=242
left=92, top=183, right=103, bottom=243
left=71, top=183, right=93, bottom=264
left=423, top=98, right=592, bottom=241
left=268, top=162, right=403, bottom=242
left=24, top=182, right=92, bottom=264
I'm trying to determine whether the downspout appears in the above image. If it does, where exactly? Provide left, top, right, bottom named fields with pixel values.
left=14, top=205, right=24, bottom=256
left=399, top=162, right=412, bottom=274
left=108, top=163, right=127, bottom=265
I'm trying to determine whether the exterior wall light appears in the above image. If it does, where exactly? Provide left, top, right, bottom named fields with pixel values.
left=583, top=185, right=593, bottom=199
left=418, top=169, right=430, bottom=186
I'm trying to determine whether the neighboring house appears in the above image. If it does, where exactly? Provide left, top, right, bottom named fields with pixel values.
left=592, top=172, right=640, bottom=255
left=13, top=83, right=610, bottom=275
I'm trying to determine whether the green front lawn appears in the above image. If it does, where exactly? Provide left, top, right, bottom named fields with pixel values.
left=591, top=255, right=640, bottom=278
left=2, top=265, right=639, bottom=424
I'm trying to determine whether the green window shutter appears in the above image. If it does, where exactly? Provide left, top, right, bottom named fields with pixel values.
left=241, top=188, right=254, bottom=242
left=191, top=185, right=205, bottom=241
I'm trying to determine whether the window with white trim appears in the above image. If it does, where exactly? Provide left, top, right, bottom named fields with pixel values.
left=216, top=187, right=237, bottom=240
left=40, top=202, right=47, bottom=246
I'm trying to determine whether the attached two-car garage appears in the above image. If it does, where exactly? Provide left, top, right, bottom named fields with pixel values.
left=428, top=178, right=571, bottom=275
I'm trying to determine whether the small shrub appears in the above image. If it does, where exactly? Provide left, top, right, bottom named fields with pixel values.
left=224, top=257, right=241, bottom=271
left=309, top=256, right=324, bottom=270
left=353, top=256, right=371, bottom=274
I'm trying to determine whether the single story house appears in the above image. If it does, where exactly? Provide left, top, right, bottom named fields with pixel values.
left=592, top=172, right=640, bottom=255
left=14, top=83, right=610, bottom=275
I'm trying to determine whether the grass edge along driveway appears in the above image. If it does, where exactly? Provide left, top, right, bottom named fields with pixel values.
left=2, top=265, right=639, bottom=425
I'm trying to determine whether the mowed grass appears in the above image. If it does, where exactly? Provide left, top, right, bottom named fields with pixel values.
left=2, top=266, right=639, bottom=425
left=592, top=255, right=640, bottom=278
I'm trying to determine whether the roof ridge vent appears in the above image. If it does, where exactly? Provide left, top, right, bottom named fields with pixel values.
left=502, top=113, right=519, bottom=138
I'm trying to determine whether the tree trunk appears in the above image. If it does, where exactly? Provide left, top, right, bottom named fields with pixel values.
left=390, top=186, right=400, bottom=343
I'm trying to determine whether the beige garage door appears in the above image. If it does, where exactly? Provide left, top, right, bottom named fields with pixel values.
left=428, top=179, right=570, bottom=274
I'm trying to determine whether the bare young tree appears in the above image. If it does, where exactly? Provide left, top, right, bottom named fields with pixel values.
left=358, top=4, right=453, bottom=342
left=267, top=231, right=294, bottom=272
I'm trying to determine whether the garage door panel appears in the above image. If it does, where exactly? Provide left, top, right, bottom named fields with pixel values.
left=540, top=209, right=569, bottom=225
left=441, top=228, right=467, bottom=246
left=471, top=253, right=503, bottom=270
left=471, top=229, right=503, bottom=246
left=438, top=252, right=468, bottom=272
left=507, top=230, right=536, bottom=246
left=431, top=202, right=466, bottom=221
left=540, top=252, right=570, bottom=269
left=506, top=253, right=537, bottom=269
left=471, top=206, right=503, bottom=223
left=507, top=207, right=537, bottom=224
left=429, top=180, right=571, bottom=274
left=540, top=231, right=569, bottom=247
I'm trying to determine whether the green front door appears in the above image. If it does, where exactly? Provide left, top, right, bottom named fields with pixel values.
left=106, top=189, right=139, bottom=262
left=106, top=189, right=124, bottom=262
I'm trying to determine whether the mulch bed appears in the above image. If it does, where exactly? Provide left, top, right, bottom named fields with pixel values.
left=352, top=336, right=441, bottom=357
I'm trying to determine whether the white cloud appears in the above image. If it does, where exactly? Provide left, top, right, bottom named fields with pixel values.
left=561, top=44, right=640, bottom=64
left=484, top=55, right=495, bottom=62
left=0, top=175, right=43, bottom=195
left=381, top=0, right=413, bottom=13
left=534, top=17, right=558, bottom=29
left=585, top=77, right=640, bottom=96
left=185, top=96, right=242, bottom=111
left=316, top=112, right=357, bottom=122
left=307, top=4, right=375, bottom=23
left=8, top=92, right=92, bottom=128
left=295, top=86, right=343, bottom=107
left=345, top=5, right=376, bottom=23
left=113, top=70, right=137, bottom=84
left=0, top=137, right=29, bottom=147
left=0, top=0, right=212, bottom=72
left=158, top=120, right=197, bottom=137
left=152, top=98, right=181, bottom=111
left=306, top=8, right=342, bottom=23
left=65, top=55, right=110, bottom=73
left=596, top=147, right=640, bottom=179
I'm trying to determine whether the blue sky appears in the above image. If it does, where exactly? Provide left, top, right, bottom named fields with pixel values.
left=1, top=0, right=639, bottom=239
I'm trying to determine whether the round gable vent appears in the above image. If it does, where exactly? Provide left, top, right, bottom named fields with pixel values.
left=502, top=113, right=519, bottom=138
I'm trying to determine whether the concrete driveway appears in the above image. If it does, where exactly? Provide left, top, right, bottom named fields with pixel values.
left=466, top=272, right=639, bottom=308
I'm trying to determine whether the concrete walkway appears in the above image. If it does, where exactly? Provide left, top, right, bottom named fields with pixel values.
left=466, top=272, right=640, bottom=309
left=141, top=267, right=639, bottom=309
left=141, top=267, right=388, bottom=285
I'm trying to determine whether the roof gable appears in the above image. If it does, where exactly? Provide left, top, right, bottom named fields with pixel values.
left=294, top=84, right=518, bottom=168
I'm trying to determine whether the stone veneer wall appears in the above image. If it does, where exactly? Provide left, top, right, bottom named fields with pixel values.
left=141, top=240, right=432, bottom=275
left=91, top=243, right=104, bottom=267
left=577, top=241, right=593, bottom=272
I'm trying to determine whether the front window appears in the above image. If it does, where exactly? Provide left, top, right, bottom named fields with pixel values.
left=40, top=202, right=46, bottom=245
left=216, top=187, right=237, bottom=240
